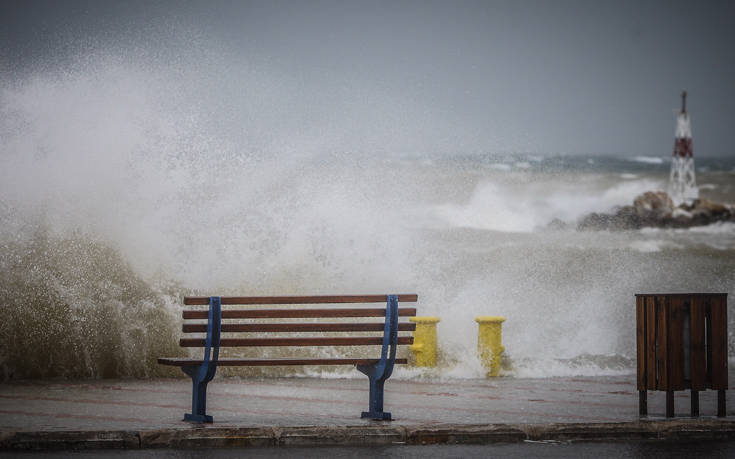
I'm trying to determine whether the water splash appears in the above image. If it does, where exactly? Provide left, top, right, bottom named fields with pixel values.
left=1, top=47, right=734, bottom=381
left=0, top=224, right=182, bottom=379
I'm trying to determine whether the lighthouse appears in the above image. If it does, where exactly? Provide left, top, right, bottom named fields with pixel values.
left=668, top=91, right=698, bottom=205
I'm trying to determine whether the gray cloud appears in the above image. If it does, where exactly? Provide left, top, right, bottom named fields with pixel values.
left=2, top=0, right=733, bottom=156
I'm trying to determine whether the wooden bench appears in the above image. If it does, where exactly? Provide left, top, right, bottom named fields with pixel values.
left=158, top=294, right=418, bottom=422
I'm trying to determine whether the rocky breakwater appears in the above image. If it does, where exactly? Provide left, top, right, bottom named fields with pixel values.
left=577, top=191, right=735, bottom=231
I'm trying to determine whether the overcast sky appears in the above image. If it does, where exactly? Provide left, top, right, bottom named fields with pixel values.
left=2, top=0, right=734, bottom=157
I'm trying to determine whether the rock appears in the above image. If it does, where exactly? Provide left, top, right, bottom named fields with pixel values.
left=577, top=212, right=614, bottom=231
left=613, top=205, right=643, bottom=229
left=577, top=207, right=641, bottom=231
left=671, top=207, right=692, bottom=219
left=576, top=191, right=734, bottom=231
left=693, top=198, right=728, bottom=215
left=545, top=218, right=569, bottom=230
left=686, top=199, right=734, bottom=227
left=633, top=191, right=674, bottom=219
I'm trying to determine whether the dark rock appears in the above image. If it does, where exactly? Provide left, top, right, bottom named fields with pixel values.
left=670, top=198, right=733, bottom=228
left=632, top=191, right=674, bottom=219
left=577, top=192, right=734, bottom=231
left=613, top=206, right=643, bottom=229
left=545, top=218, right=569, bottom=230
left=577, top=208, right=641, bottom=231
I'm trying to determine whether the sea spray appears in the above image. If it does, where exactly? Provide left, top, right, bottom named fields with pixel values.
left=0, top=222, right=183, bottom=379
left=0, top=51, right=421, bottom=379
left=1, top=47, right=734, bottom=380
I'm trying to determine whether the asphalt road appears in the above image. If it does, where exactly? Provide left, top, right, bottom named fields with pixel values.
left=2, top=440, right=734, bottom=458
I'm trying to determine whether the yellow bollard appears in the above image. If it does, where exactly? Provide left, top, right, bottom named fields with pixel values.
left=475, top=316, right=506, bottom=377
left=409, top=316, right=440, bottom=367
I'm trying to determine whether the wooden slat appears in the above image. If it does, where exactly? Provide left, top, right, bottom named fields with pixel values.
left=180, top=336, right=414, bottom=347
left=183, top=322, right=417, bottom=333
left=183, top=308, right=417, bottom=319
left=636, top=295, right=646, bottom=390
left=690, top=295, right=707, bottom=390
left=710, top=295, right=728, bottom=390
left=158, top=357, right=409, bottom=366
left=645, top=296, right=656, bottom=390
left=656, top=295, right=669, bottom=390
left=666, top=296, right=686, bottom=391
left=184, top=294, right=418, bottom=305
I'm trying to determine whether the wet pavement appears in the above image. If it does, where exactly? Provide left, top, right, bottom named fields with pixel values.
left=1, top=373, right=734, bottom=449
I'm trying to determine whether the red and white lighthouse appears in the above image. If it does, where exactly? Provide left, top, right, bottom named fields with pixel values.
left=668, top=90, right=698, bottom=205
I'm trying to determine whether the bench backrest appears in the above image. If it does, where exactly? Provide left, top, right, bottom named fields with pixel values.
left=179, top=294, right=418, bottom=350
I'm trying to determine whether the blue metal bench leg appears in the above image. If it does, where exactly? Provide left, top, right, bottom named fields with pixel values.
left=183, top=366, right=213, bottom=423
left=357, top=294, right=399, bottom=421
left=361, top=375, right=390, bottom=420
left=181, top=296, right=221, bottom=423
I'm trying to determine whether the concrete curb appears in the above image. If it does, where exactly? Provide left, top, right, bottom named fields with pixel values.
left=2, top=420, right=735, bottom=450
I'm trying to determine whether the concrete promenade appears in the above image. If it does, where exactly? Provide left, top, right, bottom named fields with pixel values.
left=1, top=374, right=734, bottom=449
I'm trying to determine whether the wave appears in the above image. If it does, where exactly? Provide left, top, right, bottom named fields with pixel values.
left=630, top=156, right=664, bottom=164
left=510, top=354, right=634, bottom=378
left=488, top=163, right=512, bottom=171
left=628, top=239, right=682, bottom=253
left=685, top=222, right=735, bottom=234
left=0, top=226, right=183, bottom=380
left=434, top=178, right=662, bottom=233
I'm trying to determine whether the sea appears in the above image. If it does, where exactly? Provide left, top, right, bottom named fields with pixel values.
left=1, top=62, right=734, bottom=382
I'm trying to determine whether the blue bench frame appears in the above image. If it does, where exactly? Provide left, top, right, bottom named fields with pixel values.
left=180, top=295, right=401, bottom=422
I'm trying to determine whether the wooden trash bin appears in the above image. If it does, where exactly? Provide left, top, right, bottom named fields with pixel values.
left=636, top=293, right=728, bottom=418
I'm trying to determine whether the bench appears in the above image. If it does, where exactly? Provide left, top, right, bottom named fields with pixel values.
left=158, top=294, right=418, bottom=422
